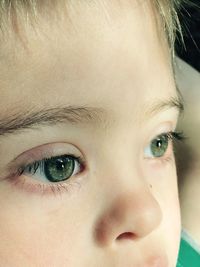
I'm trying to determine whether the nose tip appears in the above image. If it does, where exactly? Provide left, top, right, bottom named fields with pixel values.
left=94, top=191, right=162, bottom=246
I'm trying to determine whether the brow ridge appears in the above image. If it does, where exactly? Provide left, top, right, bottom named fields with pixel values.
left=0, top=96, right=184, bottom=137
left=0, top=106, right=107, bottom=136
left=146, top=96, right=184, bottom=117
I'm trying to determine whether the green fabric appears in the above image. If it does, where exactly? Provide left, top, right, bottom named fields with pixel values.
left=177, top=233, right=200, bottom=267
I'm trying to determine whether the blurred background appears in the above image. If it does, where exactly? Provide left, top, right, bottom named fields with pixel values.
left=175, top=1, right=200, bottom=71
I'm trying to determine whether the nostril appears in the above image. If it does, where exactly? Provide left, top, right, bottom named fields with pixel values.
left=116, top=232, right=136, bottom=240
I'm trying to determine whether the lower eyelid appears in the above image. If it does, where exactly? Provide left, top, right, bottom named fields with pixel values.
left=0, top=148, right=88, bottom=197
left=2, top=159, right=86, bottom=197
left=4, top=173, right=83, bottom=196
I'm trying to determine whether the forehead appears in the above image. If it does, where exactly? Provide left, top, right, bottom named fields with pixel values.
left=0, top=0, right=174, bottom=118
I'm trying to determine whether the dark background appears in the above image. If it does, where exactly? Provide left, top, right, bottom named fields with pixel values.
left=175, top=1, right=200, bottom=71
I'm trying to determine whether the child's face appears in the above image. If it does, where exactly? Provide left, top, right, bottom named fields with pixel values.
left=0, top=1, right=181, bottom=266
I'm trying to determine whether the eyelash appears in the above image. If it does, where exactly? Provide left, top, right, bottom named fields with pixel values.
left=3, top=131, right=185, bottom=197
left=165, top=131, right=185, bottom=141
left=18, top=155, right=85, bottom=177
left=6, top=155, right=86, bottom=196
left=156, top=131, right=185, bottom=144
left=162, top=131, right=185, bottom=145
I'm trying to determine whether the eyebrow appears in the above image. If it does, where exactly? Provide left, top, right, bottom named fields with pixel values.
left=0, top=106, right=108, bottom=136
left=0, top=96, right=184, bottom=137
left=145, top=96, right=184, bottom=118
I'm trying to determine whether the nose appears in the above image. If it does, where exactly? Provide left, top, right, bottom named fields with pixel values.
left=94, top=187, right=162, bottom=246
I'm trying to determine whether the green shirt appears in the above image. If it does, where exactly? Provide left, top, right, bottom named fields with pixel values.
left=177, top=230, right=200, bottom=267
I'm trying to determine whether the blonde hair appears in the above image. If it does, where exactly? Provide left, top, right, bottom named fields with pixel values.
left=0, top=0, right=184, bottom=55
left=154, top=0, right=183, bottom=55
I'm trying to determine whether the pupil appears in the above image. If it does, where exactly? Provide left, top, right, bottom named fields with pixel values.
left=56, top=159, right=65, bottom=171
left=157, top=139, right=162, bottom=148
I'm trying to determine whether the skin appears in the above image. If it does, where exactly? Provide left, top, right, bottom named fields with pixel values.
left=0, top=1, right=181, bottom=266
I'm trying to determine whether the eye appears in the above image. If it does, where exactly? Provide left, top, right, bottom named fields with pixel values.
left=144, top=131, right=185, bottom=159
left=144, top=134, right=169, bottom=158
left=21, top=154, right=84, bottom=183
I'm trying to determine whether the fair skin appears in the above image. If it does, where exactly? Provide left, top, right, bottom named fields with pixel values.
left=0, top=1, right=181, bottom=266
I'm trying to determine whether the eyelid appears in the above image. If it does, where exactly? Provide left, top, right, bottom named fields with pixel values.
left=20, top=154, right=85, bottom=183
left=1, top=143, right=87, bottom=196
left=4, top=157, right=86, bottom=196
left=6, top=142, right=84, bottom=175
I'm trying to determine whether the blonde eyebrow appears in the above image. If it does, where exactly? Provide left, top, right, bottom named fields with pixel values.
left=0, top=105, right=109, bottom=136
left=144, top=96, right=184, bottom=118
left=0, top=96, right=184, bottom=137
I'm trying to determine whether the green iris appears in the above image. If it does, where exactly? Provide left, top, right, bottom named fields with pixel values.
left=44, top=155, right=75, bottom=182
left=150, top=134, right=169, bottom=157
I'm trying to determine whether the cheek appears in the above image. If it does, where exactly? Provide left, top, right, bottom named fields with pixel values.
left=162, top=183, right=181, bottom=266
left=145, top=159, right=181, bottom=263
left=0, top=209, right=88, bottom=266
left=0, top=188, right=91, bottom=266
